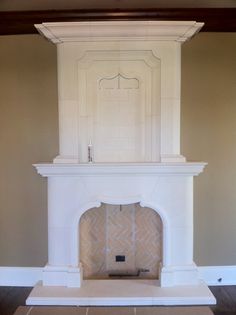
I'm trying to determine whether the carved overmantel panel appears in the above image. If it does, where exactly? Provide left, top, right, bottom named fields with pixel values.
left=77, top=50, right=160, bottom=162
left=35, top=21, right=203, bottom=164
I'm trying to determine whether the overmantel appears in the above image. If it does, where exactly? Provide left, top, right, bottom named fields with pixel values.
left=35, top=20, right=204, bottom=164
left=35, top=21, right=204, bottom=43
left=34, top=162, right=207, bottom=177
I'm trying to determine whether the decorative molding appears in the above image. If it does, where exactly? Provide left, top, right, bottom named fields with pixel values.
left=161, top=263, right=200, bottom=287
left=74, top=49, right=160, bottom=163
left=43, top=264, right=83, bottom=288
left=0, top=266, right=235, bottom=287
left=1, top=8, right=236, bottom=36
left=99, top=73, right=139, bottom=90
left=33, top=162, right=207, bottom=177
left=34, top=21, right=203, bottom=43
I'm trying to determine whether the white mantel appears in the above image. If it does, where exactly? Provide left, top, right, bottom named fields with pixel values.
left=34, top=162, right=206, bottom=287
left=27, top=21, right=216, bottom=306
left=34, top=162, right=206, bottom=177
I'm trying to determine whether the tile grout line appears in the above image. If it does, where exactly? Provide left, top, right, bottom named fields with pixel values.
left=26, top=306, right=34, bottom=315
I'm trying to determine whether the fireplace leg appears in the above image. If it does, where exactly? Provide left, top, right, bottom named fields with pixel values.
left=160, top=263, right=200, bottom=287
left=42, top=263, right=83, bottom=288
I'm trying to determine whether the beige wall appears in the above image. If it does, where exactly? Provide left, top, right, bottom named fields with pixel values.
left=0, top=35, right=58, bottom=266
left=0, top=33, right=235, bottom=267
left=181, top=33, right=236, bottom=266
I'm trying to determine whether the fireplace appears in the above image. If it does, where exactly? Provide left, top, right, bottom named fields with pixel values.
left=80, top=203, right=162, bottom=280
left=27, top=21, right=216, bottom=305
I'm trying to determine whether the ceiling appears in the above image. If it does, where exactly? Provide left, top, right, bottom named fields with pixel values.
left=1, top=0, right=236, bottom=11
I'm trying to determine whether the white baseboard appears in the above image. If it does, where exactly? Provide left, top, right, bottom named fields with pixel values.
left=0, top=267, right=42, bottom=287
left=0, top=266, right=236, bottom=287
left=198, top=265, right=236, bottom=286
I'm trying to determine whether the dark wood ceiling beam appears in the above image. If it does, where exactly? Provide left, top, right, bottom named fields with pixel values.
left=0, top=8, right=236, bottom=35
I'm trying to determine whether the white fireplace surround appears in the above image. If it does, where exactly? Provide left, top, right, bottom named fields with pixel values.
left=27, top=21, right=216, bottom=305
left=34, top=162, right=206, bottom=289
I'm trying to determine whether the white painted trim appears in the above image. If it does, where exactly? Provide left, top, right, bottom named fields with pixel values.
left=0, top=265, right=235, bottom=287
left=198, top=266, right=236, bottom=286
left=35, top=21, right=204, bottom=44
left=0, top=267, right=42, bottom=287
left=33, top=162, right=207, bottom=177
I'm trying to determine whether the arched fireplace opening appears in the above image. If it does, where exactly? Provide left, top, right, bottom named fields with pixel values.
left=79, top=203, right=162, bottom=280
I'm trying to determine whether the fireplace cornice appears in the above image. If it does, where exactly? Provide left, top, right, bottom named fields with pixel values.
left=34, top=162, right=207, bottom=177
left=35, top=21, right=203, bottom=43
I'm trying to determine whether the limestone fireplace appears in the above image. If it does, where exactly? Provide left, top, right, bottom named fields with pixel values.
left=27, top=21, right=216, bottom=306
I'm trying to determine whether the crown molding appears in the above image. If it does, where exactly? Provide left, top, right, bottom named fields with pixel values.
left=35, top=21, right=204, bottom=43
left=33, top=162, right=207, bottom=177
left=0, top=8, right=236, bottom=35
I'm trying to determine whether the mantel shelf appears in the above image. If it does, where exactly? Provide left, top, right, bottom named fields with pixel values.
left=35, top=21, right=203, bottom=43
left=34, top=162, right=207, bottom=177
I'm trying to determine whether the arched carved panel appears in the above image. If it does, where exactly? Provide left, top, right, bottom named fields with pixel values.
left=77, top=50, right=161, bottom=162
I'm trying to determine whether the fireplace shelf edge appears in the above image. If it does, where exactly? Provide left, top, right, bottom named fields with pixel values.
left=33, top=162, right=207, bottom=177
left=35, top=21, right=204, bottom=44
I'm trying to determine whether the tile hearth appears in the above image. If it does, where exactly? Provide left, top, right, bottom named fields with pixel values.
left=27, top=280, right=215, bottom=306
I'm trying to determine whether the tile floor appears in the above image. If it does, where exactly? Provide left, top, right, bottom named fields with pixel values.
left=15, top=306, right=213, bottom=315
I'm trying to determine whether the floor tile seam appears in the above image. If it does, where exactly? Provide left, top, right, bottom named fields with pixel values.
left=83, top=306, right=136, bottom=315
left=26, top=306, right=33, bottom=315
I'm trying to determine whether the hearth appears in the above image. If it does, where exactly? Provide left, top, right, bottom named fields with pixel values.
left=27, top=21, right=216, bottom=306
